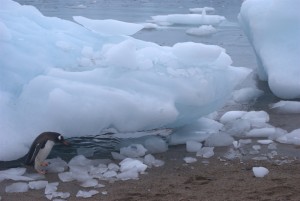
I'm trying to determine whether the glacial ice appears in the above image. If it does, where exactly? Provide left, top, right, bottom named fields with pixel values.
left=0, top=0, right=251, bottom=161
left=239, top=0, right=300, bottom=99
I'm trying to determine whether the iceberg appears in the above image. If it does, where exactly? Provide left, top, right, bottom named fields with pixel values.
left=0, top=0, right=250, bottom=161
left=239, top=0, right=300, bottom=99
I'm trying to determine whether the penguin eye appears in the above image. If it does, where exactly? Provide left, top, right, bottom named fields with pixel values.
left=58, top=135, right=62, bottom=141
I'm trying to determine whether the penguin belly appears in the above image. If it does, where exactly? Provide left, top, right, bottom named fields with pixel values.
left=35, top=140, right=55, bottom=165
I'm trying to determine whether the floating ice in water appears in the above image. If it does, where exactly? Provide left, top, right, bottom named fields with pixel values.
left=29, top=180, right=48, bottom=190
left=189, top=7, right=215, bottom=13
left=76, top=190, right=99, bottom=198
left=144, top=154, right=164, bottom=168
left=186, top=25, right=217, bottom=36
left=183, top=157, right=197, bottom=164
left=5, top=182, right=29, bottom=193
left=80, top=179, right=98, bottom=187
left=119, top=158, right=147, bottom=173
left=276, top=128, right=300, bottom=145
left=270, top=101, right=300, bottom=114
left=0, top=168, right=33, bottom=182
left=151, top=13, right=225, bottom=26
left=120, top=144, right=147, bottom=158
left=205, top=133, right=234, bottom=147
left=196, top=147, right=215, bottom=158
left=252, top=167, right=269, bottom=178
left=232, top=87, right=263, bottom=103
left=257, top=139, right=273, bottom=145
left=239, top=0, right=300, bottom=99
left=142, top=23, right=159, bottom=29
left=0, top=0, right=251, bottom=161
left=73, top=16, right=143, bottom=35
left=186, top=140, right=203, bottom=152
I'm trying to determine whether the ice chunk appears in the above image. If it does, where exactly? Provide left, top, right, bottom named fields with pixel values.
left=204, top=133, right=234, bottom=147
left=186, top=25, right=217, bottom=36
left=276, top=128, right=300, bottom=145
left=119, top=158, right=147, bottom=173
left=252, top=167, right=269, bottom=178
left=73, top=16, right=143, bottom=35
left=151, top=13, right=225, bottom=26
left=116, top=170, right=139, bottom=180
left=111, top=152, right=127, bottom=160
left=223, top=119, right=251, bottom=137
left=80, top=179, right=98, bottom=187
left=186, top=140, right=203, bottom=152
left=120, top=144, right=147, bottom=158
left=58, top=172, right=74, bottom=182
left=108, top=163, right=119, bottom=172
left=28, top=180, right=48, bottom=190
left=257, top=140, right=273, bottom=145
left=196, top=147, right=215, bottom=158
left=45, top=157, right=68, bottom=173
left=45, top=182, right=59, bottom=195
left=68, top=155, right=93, bottom=167
left=220, top=111, right=247, bottom=124
left=189, top=7, right=215, bottom=13
left=5, top=182, right=29, bottom=193
left=144, top=136, right=168, bottom=154
left=144, top=154, right=164, bottom=167
left=252, top=145, right=261, bottom=151
left=46, top=192, right=70, bottom=200
left=239, top=0, right=300, bottom=99
left=241, top=111, right=269, bottom=124
left=0, top=167, right=33, bottom=182
left=270, top=101, right=300, bottom=114
left=103, top=170, right=117, bottom=178
left=183, top=157, right=197, bottom=164
left=76, top=190, right=99, bottom=198
left=232, top=87, right=263, bottom=103
left=246, top=128, right=277, bottom=138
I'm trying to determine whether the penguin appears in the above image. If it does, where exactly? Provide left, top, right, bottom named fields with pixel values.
left=25, top=132, right=69, bottom=174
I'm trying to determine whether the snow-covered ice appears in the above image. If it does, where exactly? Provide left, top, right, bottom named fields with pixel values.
left=0, top=0, right=251, bottom=161
left=252, top=167, right=269, bottom=178
left=239, top=0, right=300, bottom=99
left=5, top=182, right=29, bottom=193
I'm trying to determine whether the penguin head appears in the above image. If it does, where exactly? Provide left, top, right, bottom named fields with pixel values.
left=56, top=134, right=69, bottom=145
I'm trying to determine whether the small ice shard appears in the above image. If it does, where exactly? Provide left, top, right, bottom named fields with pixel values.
left=270, top=101, right=300, bottom=114
left=204, top=133, right=234, bottom=147
left=120, top=144, right=147, bottom=158
left=76, top=190, right=99, bottom=198
left=108, top=163, right=120, bottom=172
left=58, top=172, right=74, bottom=182
left=196, top=147, right=215, bottom=158
left=103, top=170, right=117, bottom=178
left=116, top=169, right=139, bottom=180
left=95, top=183, right=105, bottom=188
left=5, top=182, right=29, bottom=193
left=0, top=167, right=33, bottom=181
left=102, top=191, right=108, bottom=195
left=186, top=140, right=202, bottom=152
left=144, top=136, right=168, bottom=154
left=183, top=157, right=197, bottom=164
left=80, top=179, right=98, bottom=187
left=111, top=152, right=127, bottom=160
left=144, top=154, right=164, bottom=167
left=45, top=182, right=59, bottom=195
left=47, top=192, right=70, bottom=200
left=45, top=157, right=68, bottom=173
left=28, top=180, right=48, bottom=190
left=252, top=167, right=269, bottom=178
left=257, top=139, right=273, bottom=145
left=120, top=158, right=147, bottom=173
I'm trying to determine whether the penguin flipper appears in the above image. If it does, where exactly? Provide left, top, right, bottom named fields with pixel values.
left=25, top=142, right=45, bottom=165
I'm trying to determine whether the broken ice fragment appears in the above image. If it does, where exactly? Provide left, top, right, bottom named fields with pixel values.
left=252, top=167, right=269, bottom=178
left=196, top=147, right=214, bottom=158
left=5, top=182, right=29, bottom=193
left=76, top=190, right=99, bottom=198
left=29, top=180, right=48, bottom=190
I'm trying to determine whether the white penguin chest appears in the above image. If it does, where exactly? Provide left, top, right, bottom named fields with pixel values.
left=35, top=140, right=55, bottom=163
